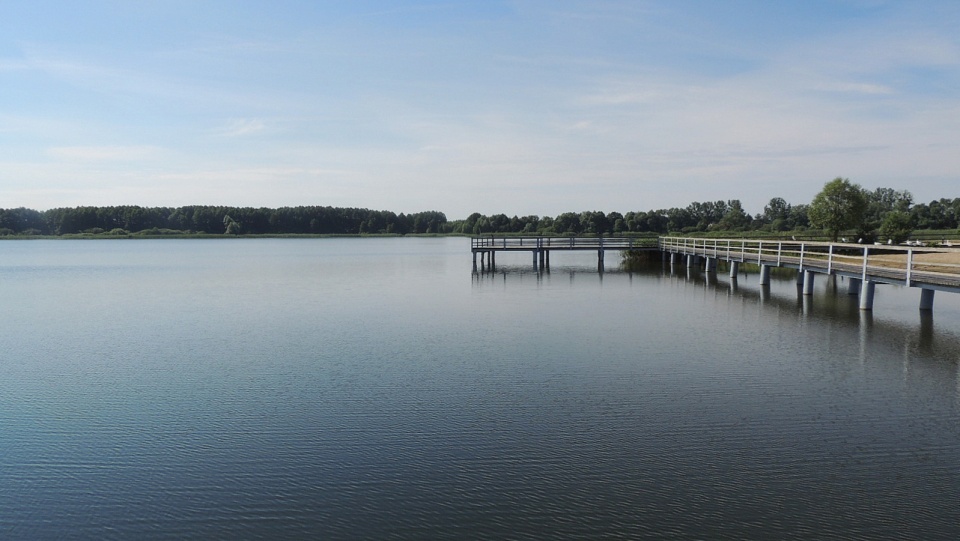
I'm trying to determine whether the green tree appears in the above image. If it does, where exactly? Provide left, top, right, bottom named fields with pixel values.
left=878, top=211, right=913, bottom=244
left=864, top=187, right=912, bottom=231
left=762, top=197, right=791, bottom=230
left=718, top=199, right=750, bottom=230
left=223, top=214, right=242, bottom=235
left=554, top=212, right=582, bottom=234
left=807, top=178, right=867, bottom=241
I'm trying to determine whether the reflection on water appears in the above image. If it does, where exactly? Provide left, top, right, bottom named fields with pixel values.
left=476, top=258, right=960, bottom=407
left=3, top=239, right=960, bottom=540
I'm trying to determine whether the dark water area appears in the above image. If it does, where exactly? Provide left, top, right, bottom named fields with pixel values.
left=1, top=238, right=959, bottom=539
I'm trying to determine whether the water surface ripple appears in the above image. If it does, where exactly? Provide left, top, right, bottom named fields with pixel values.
left=1, top=238, right=959, bottom=539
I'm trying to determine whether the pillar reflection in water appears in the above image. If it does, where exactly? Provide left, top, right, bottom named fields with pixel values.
left=759, top=284, right=770, bottom=305
left=858, top=310, right=873, bottom=366
left=919, top=311, right=934, bottom=354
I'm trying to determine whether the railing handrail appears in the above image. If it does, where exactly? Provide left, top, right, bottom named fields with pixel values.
left=658, top=235, right=960, bottom=287
left=471, top=236, right=658, bottom=249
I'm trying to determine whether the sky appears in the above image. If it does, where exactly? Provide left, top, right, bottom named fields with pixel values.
left=1, top=1, right=958, bottom=219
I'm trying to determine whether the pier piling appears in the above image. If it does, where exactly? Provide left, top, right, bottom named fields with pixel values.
left=803, top=270, right=816, bottom=295
left=859, top=281, right=876, bottom=311
left=920, top=288, right=935, bottom=311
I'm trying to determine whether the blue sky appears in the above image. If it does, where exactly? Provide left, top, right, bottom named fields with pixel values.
left=1, top=1, right=958, bottom=218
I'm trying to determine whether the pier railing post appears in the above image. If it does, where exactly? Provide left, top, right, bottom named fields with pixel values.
left=861, top=247, right=869, bottom=281
left=906, top=248, right=913, bottom=287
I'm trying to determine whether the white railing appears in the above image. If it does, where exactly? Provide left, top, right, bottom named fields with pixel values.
left=659, top=236, right=960, bottom=288
left=471, top=236, right=658, bottom=250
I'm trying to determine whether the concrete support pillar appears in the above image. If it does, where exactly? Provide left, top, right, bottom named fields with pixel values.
left=545, top=250, right=550, bottom=271
left=686, top=254, right=694, bottom=268
left=533, top=250, right=538, bottom=270
left=704, top=257, right=715, bottom=272
left=802, top=270, right=816, bottom=295
left=759, top=264, right=771, bottom=286
left=796, top=269, right=805, bottom=285
left=491, top=251, right=495, bottom=270
left=670, top=252, right=678, bottom=264
left=919, top=288, right=935, bottom=311
left=859, top=280, right=876, bottom=311
left=472, top=252, right=477, bottom=272
left=848, top=277, right=861, bottom=295
left=729, top=260, right=739, bottom=278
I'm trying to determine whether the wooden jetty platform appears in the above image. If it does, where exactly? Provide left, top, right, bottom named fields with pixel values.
left=471, top=235, right=960, bottom=311
left=660, top=236, right=960, bottom=311
left=471, top=236, right=658, bottom=272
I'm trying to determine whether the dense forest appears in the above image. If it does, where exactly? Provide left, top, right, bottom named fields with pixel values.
left=1, top=187, right=958, bottom=239
left=0, top=206, right=448, bottom=236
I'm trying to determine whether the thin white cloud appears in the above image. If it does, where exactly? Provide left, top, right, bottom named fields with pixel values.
left=215, top=119, right=266, bottom=137
left=814, top=82, right=896, bottom=95
left=47, top=145, right=164, bottom=161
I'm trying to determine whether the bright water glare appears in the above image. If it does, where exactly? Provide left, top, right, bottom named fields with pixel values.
left=1, top=238, right=959, bottom=540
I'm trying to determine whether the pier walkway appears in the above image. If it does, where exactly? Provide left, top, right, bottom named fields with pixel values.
left=660, top=236, right=960, bottom=310
left=471, top=236, right=658, bottom=272
left=470, top=235, right=960, bottom=311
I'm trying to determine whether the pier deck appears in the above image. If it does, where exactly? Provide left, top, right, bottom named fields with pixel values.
left=661, top=236, right=960, bottom=310
left=470, top=235, right=960, bottom=310
left=471, top=236, right=658, bottom=271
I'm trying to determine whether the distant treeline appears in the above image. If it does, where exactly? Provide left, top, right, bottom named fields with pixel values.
left=452, top=190, right=960, bottom=237
left=0, top=206, right=448, bottom=236
left=1, top=189, right=958, bottom=237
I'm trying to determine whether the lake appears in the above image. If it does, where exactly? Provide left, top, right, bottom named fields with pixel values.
left=2, top=237, right=959, bottom=539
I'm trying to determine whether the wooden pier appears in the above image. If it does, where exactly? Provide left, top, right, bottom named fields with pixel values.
left=471, top=236, right=658, bottom=272
left=471, top=235, right=960, bottom=311
left=660, top=236, right=960, bottom=311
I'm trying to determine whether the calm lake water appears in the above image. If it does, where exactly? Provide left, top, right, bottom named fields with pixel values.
left=2, top=237, right=960, bottom=539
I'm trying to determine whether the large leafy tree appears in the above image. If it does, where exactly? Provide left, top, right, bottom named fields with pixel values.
left=718, top=199, right=750, bottom=230
left=863, top=187, right=912, bottom=231
left=762, top=197, right=791, bottom=230
left=807, top=177, right=867, bottom=241
left=878, top=211, right=913, bottom=244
